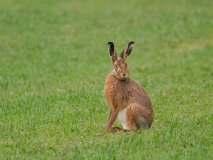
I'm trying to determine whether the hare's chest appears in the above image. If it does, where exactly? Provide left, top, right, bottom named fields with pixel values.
left=114, top=89, right=131, bottom=109
left=115, top=89, right=130, bottom=102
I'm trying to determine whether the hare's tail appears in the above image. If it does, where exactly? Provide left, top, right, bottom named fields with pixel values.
left=135, top=117, right=151, bottom=129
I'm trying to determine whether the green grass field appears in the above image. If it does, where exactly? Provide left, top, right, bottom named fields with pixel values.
left=0, top=0, right=213, bottom=159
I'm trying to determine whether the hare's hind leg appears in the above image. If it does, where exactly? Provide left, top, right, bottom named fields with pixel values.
left=125, top=103, right=151, bottom=130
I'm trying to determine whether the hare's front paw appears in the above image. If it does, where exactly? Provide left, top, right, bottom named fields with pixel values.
left=103, top=127, right=111, bottom=131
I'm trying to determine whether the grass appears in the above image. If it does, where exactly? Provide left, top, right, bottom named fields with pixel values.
left=0, top=0, right=213, bottom=159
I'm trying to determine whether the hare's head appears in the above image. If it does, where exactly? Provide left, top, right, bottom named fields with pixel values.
left=108, top=41, right=134, bottom=81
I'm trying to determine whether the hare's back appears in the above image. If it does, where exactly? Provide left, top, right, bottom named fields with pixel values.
left=129, top=79, right=153, bottom=108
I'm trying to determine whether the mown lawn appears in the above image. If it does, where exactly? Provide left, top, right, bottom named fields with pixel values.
left=0, top=0, right=213, bottom=159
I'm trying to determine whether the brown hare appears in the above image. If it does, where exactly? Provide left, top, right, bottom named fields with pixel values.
left=104, top=41, right=154, bottom=132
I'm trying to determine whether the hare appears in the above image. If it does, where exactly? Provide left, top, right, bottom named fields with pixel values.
left=104, top=41, right=154, bottom=132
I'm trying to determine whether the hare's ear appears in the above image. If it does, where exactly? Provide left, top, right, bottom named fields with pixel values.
left=108, top=42, right=117, bottom=63
left=120, top=41, right=134, bottom=60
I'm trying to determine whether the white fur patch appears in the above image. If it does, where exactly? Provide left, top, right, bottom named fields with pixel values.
left=123, top=124, right=129, bottom=130
left=118, top=108, right=137, bottom=130
left=123, top=123, right=137, bottom=130
left=118, top=108, right=127, bottom=125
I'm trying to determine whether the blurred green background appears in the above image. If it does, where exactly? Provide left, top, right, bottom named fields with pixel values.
left=0, top=0, right=213, bottom=159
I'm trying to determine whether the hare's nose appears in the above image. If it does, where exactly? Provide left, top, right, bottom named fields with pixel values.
left=122, top=74, right=126, bottom=77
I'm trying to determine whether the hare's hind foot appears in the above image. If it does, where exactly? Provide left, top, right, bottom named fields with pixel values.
left=111, top=126, right=130, bottom=132
left=111, top=126, right=123, bottom=132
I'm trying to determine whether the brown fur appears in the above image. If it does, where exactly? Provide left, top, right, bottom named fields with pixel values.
left=104, top=41, right=154, bottom=132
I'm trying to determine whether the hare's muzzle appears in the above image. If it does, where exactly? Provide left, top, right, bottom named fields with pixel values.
left=121, top=73, right=128, bottom=80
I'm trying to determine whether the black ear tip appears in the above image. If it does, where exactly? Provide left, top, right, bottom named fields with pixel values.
left=108, top=42, right=114, bottom=47
left=130, top=41, right=134, bottom=44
